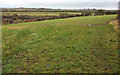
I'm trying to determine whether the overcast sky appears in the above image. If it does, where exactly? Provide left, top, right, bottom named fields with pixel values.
left=0, top=0, right=119, bottom=9
left=0, top=0, right=119, bottom=3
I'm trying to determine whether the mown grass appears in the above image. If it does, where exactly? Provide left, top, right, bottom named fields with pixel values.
left=2, top=15, right=118, bottom=73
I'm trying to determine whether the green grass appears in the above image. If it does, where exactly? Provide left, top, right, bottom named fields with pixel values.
left=3, top=15, right=116, bottom=26
left=2, top=15, right=118, bottom=73
left=2, top=12, right=81, bottom=16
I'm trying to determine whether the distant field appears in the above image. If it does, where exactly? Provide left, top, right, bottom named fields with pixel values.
left=3, top=15, right=116, bottom=26
left=2, top=15, right=118, bottom=73
left=2, top=12, right=82, bottom=16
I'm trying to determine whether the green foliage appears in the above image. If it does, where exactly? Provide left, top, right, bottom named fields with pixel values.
left=59, top=13, right=68, bottom=18
left=2, top=12, right=82, bottom=25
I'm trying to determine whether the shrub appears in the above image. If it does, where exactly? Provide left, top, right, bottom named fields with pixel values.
left=59, top=13, right=68, bottom=18
left=37, top=19, right=41, bottom=21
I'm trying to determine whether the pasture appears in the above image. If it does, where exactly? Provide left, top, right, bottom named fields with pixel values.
left=2, top=15, right=118, bottom=73
left=2, top=12, right=82, bottom=16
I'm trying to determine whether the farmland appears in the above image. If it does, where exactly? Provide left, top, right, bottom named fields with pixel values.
left=2, top=12, right=82, bottom=16
left=2, top=15, right=119, bottom=73
left=2, top=9, right=117, bottom=25
left=2, top=12, right=83, bottom=25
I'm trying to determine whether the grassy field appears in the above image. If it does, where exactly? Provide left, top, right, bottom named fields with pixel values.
left=2, top=15, right=118, bottom=73
left=2, top=12, right=82, bottom=16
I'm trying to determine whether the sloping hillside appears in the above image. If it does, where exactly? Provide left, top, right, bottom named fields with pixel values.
left=2, top=15, right=118, bottom=73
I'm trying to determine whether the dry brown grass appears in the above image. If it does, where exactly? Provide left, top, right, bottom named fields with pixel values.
left=109, top=20, right=119, bottom=29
